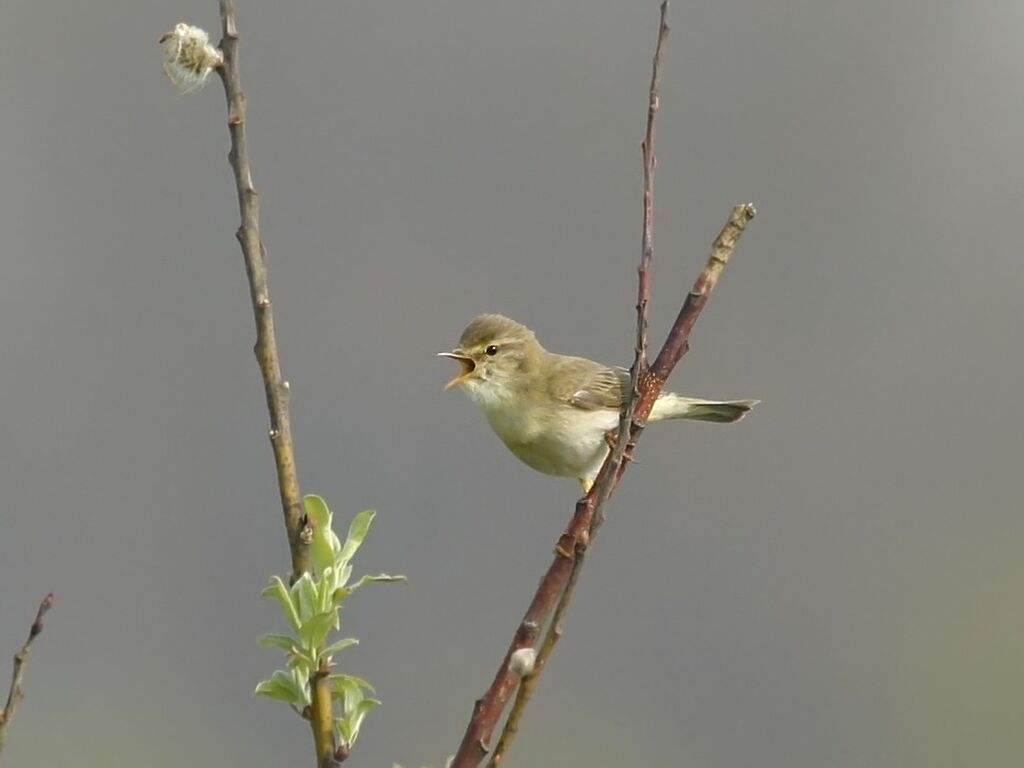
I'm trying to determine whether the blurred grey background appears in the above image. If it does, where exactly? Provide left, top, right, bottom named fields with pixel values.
left=1, top=1, right=1022, bottom=766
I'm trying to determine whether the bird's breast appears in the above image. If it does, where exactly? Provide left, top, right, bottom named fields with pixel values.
left=491, top=404, right=618, bottom=478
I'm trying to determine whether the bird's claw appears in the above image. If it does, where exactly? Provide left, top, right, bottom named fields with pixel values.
left=604, top=429, right=638, bottom=463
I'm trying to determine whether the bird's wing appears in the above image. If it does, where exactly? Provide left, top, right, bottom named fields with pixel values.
left=548, top=356, right=630, bottom=411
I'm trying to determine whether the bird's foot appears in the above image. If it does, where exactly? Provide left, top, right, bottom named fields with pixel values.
left=603, top=429, right=637, bottom=463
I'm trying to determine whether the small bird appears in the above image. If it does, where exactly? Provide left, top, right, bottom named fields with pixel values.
left=440, top=314, right=758, bottom=492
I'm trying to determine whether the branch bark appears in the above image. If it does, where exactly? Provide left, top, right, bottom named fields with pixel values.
left=452, top=3, right=756, bottom=765
left=215, top=4, right=332, bottom=765
left=0, top=593, right=55, bottom=760
left=485, top=7, right=671, bottom=766
left=216, top=1, right=311, bottom=584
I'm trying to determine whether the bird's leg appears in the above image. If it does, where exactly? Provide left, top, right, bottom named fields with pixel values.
left=604, top=429, right=637, bottom=463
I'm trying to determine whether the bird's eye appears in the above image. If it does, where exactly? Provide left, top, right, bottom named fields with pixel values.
left=485, top=344, right=499, bottom=356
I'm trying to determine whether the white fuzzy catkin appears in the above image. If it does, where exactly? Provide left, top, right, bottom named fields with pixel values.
left=159, top=23, right=223, bottom=94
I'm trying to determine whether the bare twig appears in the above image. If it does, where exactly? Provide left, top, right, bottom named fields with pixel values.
left=484, top=7, right=671, bottom=765
left=214, top=3, right=332, bottom=765
left=648, top=203, right=755, bottom=385
left=0, top=593, right=55, bottom=759
left=472, top=200, right=755, bottom=768
left=453, top=2, right=757, bottom=765
left=215, top=1, right=311, bottom=583
left=487, top=548, right=584, bottom=767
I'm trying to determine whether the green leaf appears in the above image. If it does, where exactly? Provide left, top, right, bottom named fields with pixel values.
left=262, top=576, right=301, bottom=632
left=337, top=509, right=376, bottom=567
left=255, top=669, right=307, bottom=705
left=338, top=698, right=380, bottom=745
left=338, top=717, right=353, bottom=746
left=317, top=568, right=335, bottom=613
left=305, top=494, right=342, bottom=572
left=349, top=572, right=407, bottom=591
left=259, top=633, right=299, bottom=654
left=286, top=645, right=316, bottom=672
left=341, top=676, right=363, bottom=713
left=334, top=563, right=353, bottom=590
left=299, top=609, right=339, bottom=650
left=328, top=673, right=376, bottom=701
left=254, top=677, right=296, bottom=703
left=290, top=573, right=319, bottom=623
left=320, top=637, right=359, bottom=660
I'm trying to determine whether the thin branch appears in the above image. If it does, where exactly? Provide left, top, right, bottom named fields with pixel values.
left=215, top=3, right=331, bottom=765
left=633, top=0, right=671, bottom=393
left=648, top=202, right=756, bottom=385
left=310, top=667, right=338, bottom=767
left=0, top=593, right=55, bottom=759
left=484, top=6, right=671, bottom=764
left=487, top=548, right=584, bottom=768
left=474, top=200, right=755, bottom=768
left=599, top=0, right=670, bottom=530
left=452, top=2, right=757, bottom=764
left=216, top=1, right=311, bottom=584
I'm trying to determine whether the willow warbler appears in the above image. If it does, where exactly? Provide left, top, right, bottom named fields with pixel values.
left=440, top=314, right=757, bottom=491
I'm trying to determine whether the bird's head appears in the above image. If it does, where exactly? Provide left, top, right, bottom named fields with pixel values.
left=438, top=314, right=544, bottom=405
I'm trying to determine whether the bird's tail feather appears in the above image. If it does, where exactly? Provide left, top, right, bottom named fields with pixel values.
left=652, top=394, right=759, bottom=423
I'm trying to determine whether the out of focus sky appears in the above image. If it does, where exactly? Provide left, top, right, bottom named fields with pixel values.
left=1, top=2, right=1022, bottom=766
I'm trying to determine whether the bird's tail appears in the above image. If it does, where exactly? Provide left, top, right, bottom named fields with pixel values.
left=651, top=393, right=759, bottom=423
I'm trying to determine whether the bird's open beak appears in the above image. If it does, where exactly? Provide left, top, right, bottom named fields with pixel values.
left=437, top=351, right=476, bottom=390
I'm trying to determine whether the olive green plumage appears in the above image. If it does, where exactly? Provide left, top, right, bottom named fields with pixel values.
left=441, top=314, right=758, bottom=490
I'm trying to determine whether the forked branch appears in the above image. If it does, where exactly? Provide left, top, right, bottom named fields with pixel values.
left=452, top=3, right=756, bottom=766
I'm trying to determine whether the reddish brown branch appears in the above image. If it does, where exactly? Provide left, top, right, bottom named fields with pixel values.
left=482, top=7, right=671, bottom=765
left=598, top=0, right=671, bottom=525
left=452, top=3, right=757, bottom=764
left=0, top=593, right=55, bottom=758
left=455, top=198, right=754, bottom=765
left=648, top=203, right=756, bottom=385
left=487, top=547, right=585, bottom=768
left=477, top=200, right=753, bottom=767
left=634, top=0, right=671, bottom=385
